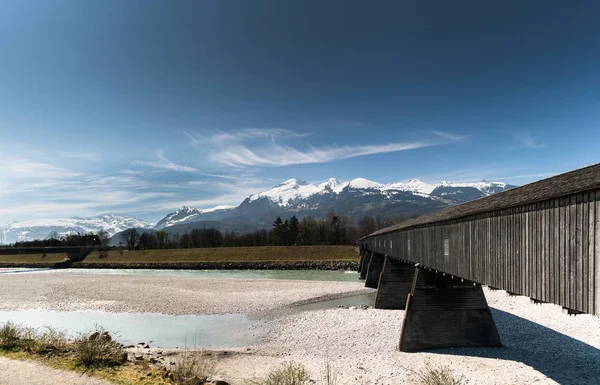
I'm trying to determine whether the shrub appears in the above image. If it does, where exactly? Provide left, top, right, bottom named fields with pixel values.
left=250, top=362, right=311, bottom=385
left=0, top=321, right=22, bottom=350
left=21, top=327, right=39, bottom=352
left=414, top=363, right=465, bottom=385
left=36, top=326, right=68, bottom=354
left=170, top=350, right=216, bottom=385
left=73, top=327, right=126, bottom=367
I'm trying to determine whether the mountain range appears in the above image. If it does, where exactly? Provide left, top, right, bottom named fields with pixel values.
left=0, top=177, right=515, bottom=244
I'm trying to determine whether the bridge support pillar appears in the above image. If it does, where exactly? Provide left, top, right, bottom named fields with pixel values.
left=365, top=252, right=385, bottom=289
left=359, top=251, right=372, bottom=280
left=399, top=267, right=502, bottom=352
left=358, top=249, right=365, bottom=273
left=374, top=257, right=415, bottom=309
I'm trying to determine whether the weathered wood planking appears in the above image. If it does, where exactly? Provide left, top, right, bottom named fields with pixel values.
left=363, top=188, right=600, bottom=316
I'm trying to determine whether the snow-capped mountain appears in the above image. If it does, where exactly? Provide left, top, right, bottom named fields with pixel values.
left=430, top=180, right=510, bottom=203
left=0, top=215, right=153, bottom=245
left=154, top=205, right=235, bottom=230
left=153, top=177, right=516, bottom=230
left=246, top=177, right=506, bottom=206
left=1, top=177, right=515, bottom=243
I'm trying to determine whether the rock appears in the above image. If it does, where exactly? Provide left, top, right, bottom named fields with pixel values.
left=349, top=306, right=357, bottom=310
left=214, top=381, right=230, bottom=385
left=134, top=354, right=144, bottom=361
left=100, top=331, right=112, bottom=341
left=150, top=358, right=159, bottom=364
left=124, top=344, right=135, bottom=348
left=143, top=344, right=150, bottom=349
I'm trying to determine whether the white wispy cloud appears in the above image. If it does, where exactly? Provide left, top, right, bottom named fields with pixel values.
left=0, top=156, right=82, bottom=181
left=58, top=152, right=99, bottom=160
left=185, top=128, right=308, bottom=146
left=210, top=141, right=432, bottom=167
left=518, top=134, right=545, bottom=149
left=132, top=149, right=199, bottom=173
left=186, top=128, right=463, bottom=168
left=132, top=160, right=198, bottom=173
left=432, top=130, right=467, bottom=142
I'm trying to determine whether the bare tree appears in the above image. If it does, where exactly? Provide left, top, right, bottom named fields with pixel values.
left=97, top=229, right=110, bottom=249
left=121, top=228, right=140, bottom=251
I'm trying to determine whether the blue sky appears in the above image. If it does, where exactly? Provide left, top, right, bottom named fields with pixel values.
left=1, top=0, right=600, bottom=224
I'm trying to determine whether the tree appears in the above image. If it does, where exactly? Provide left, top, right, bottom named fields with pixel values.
left=297, top=216, right=318, bottom=245
left=97, top=229, right=110, bottom=249
left=155, top=231, right=168, bottom=249
left=121, top=228, right=140, bottom=250
left=138, top=232, right=157, bottom=250
left=288, top=216, right=299, bottom=245
left=271, top=216, right=285, bottom=245
left=358, top=216, right=378, bottom=238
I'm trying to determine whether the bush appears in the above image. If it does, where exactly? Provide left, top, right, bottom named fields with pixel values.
left=170, top=350, right=216, bottom=385
left=250, top=362, right=311, bottom=385
left=36, top=327, right=68, bottom=354
left=73, top=327, right=126, bottom=367
left=414, top=364, right=465, bottom=385
left=0, top=321, right=22, bottom=350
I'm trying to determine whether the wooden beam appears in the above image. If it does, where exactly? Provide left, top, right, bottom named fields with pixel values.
left=374, top=257, right=415, bottom=310
left=365, top=252, right=385, bottom=289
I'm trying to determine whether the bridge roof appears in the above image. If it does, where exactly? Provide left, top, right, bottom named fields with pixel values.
left=367, top=162, right=600, bottom=237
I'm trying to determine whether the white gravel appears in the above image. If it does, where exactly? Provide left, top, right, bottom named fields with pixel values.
left=231, top=290, right=600, bottom=385
left=0, top=273, right=369, bottom=314
left=2, top=272, right=600, bottom=384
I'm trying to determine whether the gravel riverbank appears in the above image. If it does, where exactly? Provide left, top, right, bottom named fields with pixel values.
left=233, top=290, right=600, bottom=385
left=1, top=271, right=599, bottom=384
left=0, top=273, right=369, bottom=315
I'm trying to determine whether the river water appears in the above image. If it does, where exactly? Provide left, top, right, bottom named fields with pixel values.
left=0, top=268, right=373, bottom=349
left=0, top=267, right=360, bottom=281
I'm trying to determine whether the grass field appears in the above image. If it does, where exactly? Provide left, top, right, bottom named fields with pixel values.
left=0, top=253, right=68, bottom=264
left=82, top=245, right=358, bottom=264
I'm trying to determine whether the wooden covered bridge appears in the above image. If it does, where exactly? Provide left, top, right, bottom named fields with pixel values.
left=359, top=162, right=600, bottom=352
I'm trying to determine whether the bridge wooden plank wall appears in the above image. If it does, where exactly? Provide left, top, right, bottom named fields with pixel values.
left=362, top=187, right=600, bottom=316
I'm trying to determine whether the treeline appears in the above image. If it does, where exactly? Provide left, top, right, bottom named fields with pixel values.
left=6, top=212, right=408, bottom=250
left=9, top=230, right=110, bottom=248
left=120, top=211, right=408, bottom=250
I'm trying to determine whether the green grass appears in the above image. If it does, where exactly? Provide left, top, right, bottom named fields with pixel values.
left=0, top=253, right=68, bottom=264
left=80, top=245, right=359, bottom=264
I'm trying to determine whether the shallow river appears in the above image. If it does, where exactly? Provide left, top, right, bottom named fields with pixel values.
left=0, top=268, right=372, bottom=349
left=0, top=267, right=360, bottom=281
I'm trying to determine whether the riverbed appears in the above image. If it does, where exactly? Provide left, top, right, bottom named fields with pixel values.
left=0, top=268, right=373, bottom=349
left=2, top=268, right=600, bottom=384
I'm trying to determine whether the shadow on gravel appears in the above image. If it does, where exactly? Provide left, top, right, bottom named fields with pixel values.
left=430, top=308, right=600, bottom=385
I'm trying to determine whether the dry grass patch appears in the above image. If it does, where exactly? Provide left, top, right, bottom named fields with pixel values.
left=0, top=253, right=68, bottom=264
left=168, top=350, right=216, bottom=385
left=82, top=246, right=358, bottom=264
left=249, top=361, right=311, bottom=385
left=413, top=363, right=465, bottom=385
